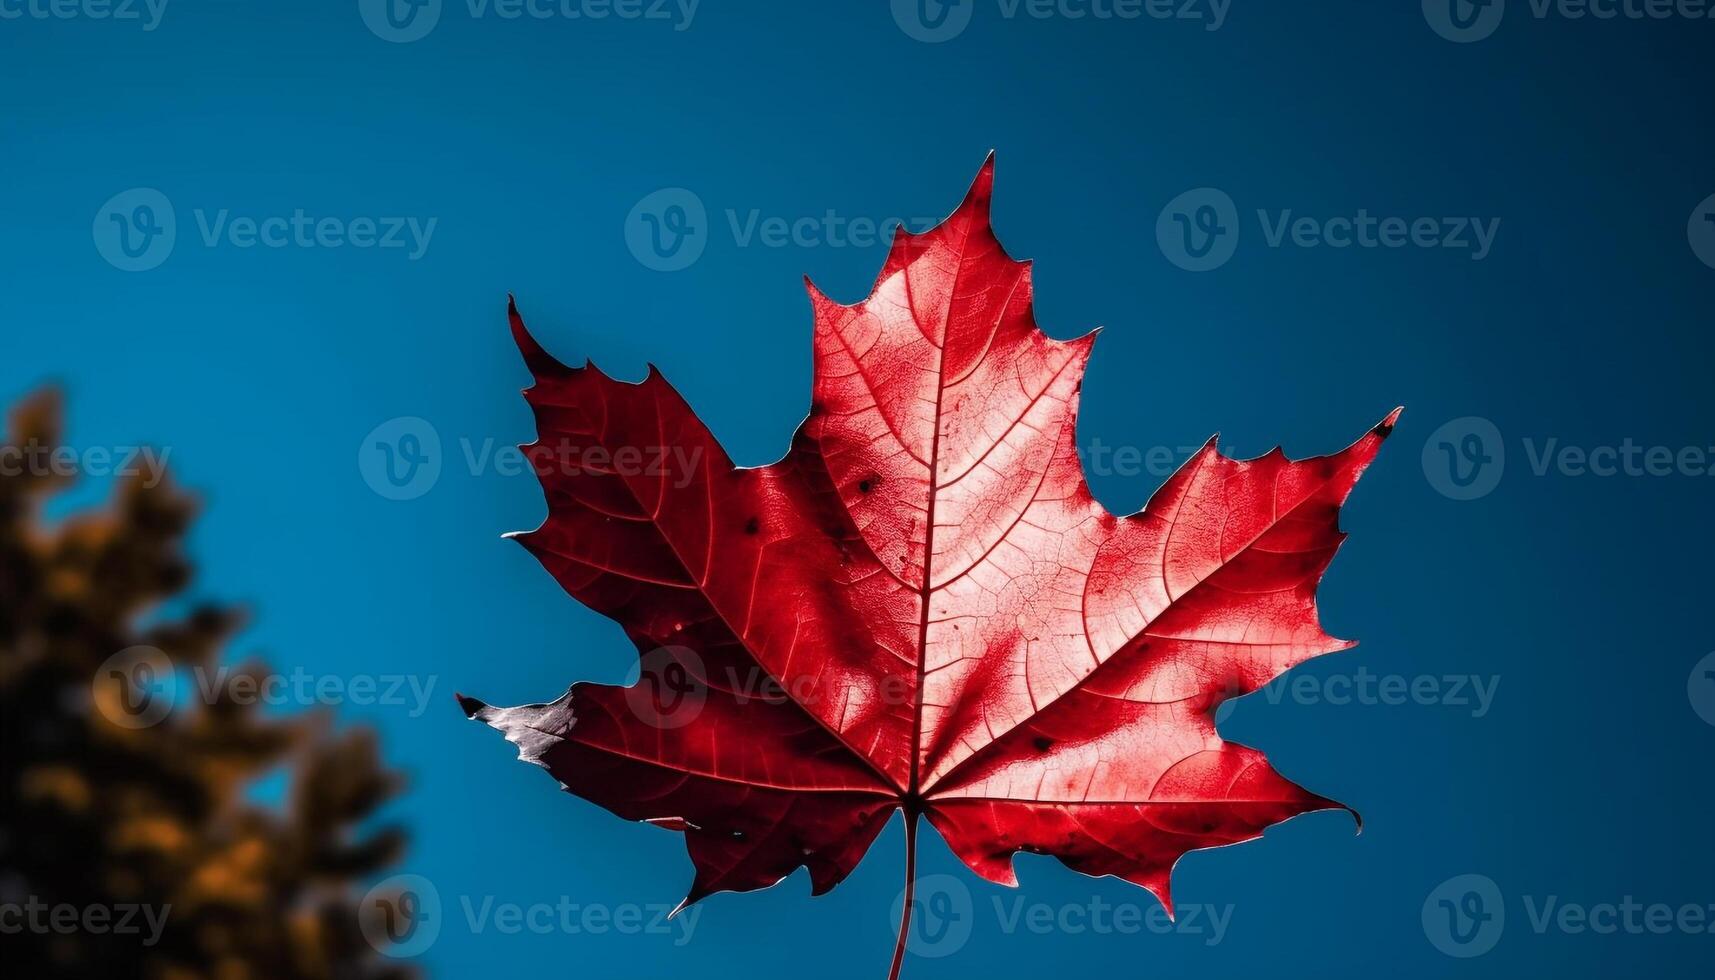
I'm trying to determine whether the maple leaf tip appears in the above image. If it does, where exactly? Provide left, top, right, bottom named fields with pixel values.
left=954, top=153, right=998, bottom=224
left=500, top=528, right=540, bottom=554
left=802, top=274, right=829, bottom=306
left=1145, top=880, right=1177, bottom=921
left=507, top=298, right=571, bottom=376
left=1373, top=407, right=1405, bottom=439
left=455, top=693, right=490, bottom=719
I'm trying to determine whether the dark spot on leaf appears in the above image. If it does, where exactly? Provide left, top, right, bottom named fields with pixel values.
left=1033, top=736, right=1053, bottom=752
left=744, top=517, right=759, bottom=535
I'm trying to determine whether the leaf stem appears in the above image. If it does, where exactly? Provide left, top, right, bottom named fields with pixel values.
left=887, top=809, right=920, bottom=980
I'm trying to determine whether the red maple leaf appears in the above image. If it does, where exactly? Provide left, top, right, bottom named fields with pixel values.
left=461, top=157, right=1398, bottom=977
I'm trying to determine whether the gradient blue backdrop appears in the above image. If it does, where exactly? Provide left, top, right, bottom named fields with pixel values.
left=3, top=2, right=1712, bottom=977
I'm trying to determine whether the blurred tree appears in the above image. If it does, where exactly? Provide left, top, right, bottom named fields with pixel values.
left=1, top=389, right=415, bottom=979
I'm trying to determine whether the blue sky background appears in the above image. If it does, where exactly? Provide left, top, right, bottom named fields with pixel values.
left=3, top=2, right=1712, bottom=977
